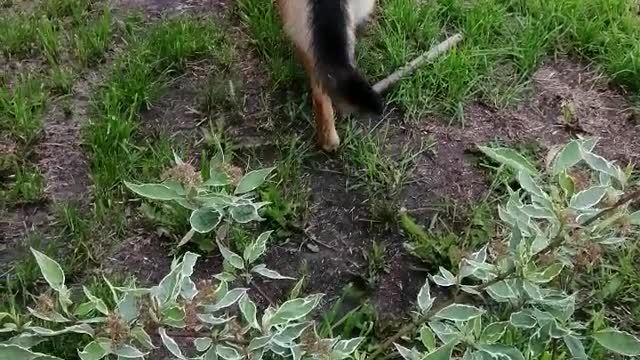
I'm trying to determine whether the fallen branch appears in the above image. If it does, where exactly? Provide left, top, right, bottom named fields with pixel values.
left=373, top=33, right=464, bottom=94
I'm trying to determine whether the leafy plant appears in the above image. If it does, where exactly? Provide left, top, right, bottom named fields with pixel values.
left=125, top=148, right=275, bottom=247
left=373, top=137, right=640, bottom=359
left=0, top=241, right=364, bottom=359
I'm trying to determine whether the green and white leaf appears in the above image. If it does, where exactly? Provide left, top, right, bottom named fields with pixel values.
left=592, top=329, right=640, bottom=356
left=423, top=340, right=459, bottom=360
left=78, top=339, right=112, bottom=360
left=417, top=279, right=434, bottom=313
left=30, top=248, right=65, bottom=292
left=190, top=208, right=223, bottom=233
left=212, top=288, right=248, bottom=311
left=476, top=344, right=524, bottom=360
left=83, top=286, right=109, bottom=315
left=234, top=167, right=276, bottom=195
left=216, top=344, right=242, bottom=360
left=230, top=204, right=264, bottom=223
left=124, top=182, right=182, bottom=201
left=478, top=146, right=538, bottom=175
left=243, top=231, right=272, bottom=264
left=420, top=325, right=436, bottom=352
left=194, top=337, right=213, bottom=352
left=159, top=328, right=186, bottom=360
left=480, top=322, right=509, bottom=343
left=563, top=334, right=587, bottom=360
left=239, top=293, right=259, bottom=329
left=268, top=294, right=323, bottom=327
left=569, top=186, right=608, bottom=210
left=251, top=264, right=295, bottom=280
left=0, top=343, right=65, bottom=360
left=394, top=343, right=422, bottom=360
left=217, top=241, right=245, bottom=270
left=112, top=344, right=148, bottom=358
left=510, top=310, right=537, bottom=329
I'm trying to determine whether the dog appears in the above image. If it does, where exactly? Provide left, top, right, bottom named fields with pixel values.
left=277, top=0, right=384, bottom=152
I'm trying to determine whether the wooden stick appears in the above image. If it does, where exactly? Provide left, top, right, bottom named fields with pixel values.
left=372, top=34, right=464, bottom=94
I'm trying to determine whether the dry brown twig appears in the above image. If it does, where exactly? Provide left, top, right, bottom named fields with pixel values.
left=373, top=34, right=464, bottom=94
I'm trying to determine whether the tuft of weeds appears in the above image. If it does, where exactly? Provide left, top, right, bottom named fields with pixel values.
left=49, top=64, right=74, bottom=95
left=0, top=13, right=39, bottom=57
left=73, top=7, right=112, bottom=66
left=363, top=240, right=388, bottom=286
left=0, top=74, right=48, bottom=144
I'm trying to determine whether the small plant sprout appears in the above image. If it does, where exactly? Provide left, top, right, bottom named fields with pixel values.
left=372, top=137, right=640, bottom=359
left=124, top=146, right=276, bottom=247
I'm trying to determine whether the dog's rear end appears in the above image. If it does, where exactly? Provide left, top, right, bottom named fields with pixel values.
left=277, top=0, right=383, bottom=152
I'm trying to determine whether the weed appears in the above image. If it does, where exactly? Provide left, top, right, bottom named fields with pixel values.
left=0, top=74, right=48, bottom=144
left=363, top=240, right=388, bottom=286
left=74, top=7, right=112, bottom=66
left=49, top=65, right=74, bottom=95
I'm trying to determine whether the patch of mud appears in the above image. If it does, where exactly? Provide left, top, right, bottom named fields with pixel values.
left=0, top=205, right=54, bottom=273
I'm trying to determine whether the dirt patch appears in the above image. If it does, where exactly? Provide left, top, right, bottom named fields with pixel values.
left=403, top=60, right=640, bottom=218
left=34, top=74, right=96, bottom=204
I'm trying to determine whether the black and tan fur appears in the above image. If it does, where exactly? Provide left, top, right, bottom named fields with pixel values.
left=277, top=0, right=384, bottom=152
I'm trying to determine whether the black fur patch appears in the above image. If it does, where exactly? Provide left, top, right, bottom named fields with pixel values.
left=309, top=0, right=351, bottom=71
left=309, top=0, right=384, bottom=115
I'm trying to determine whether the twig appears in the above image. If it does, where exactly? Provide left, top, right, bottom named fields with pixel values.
left=372, top=34, right=464, bottom=94
left=369, top=187, right=640, bottom=359
left=250, top=279, right=276, bottom=307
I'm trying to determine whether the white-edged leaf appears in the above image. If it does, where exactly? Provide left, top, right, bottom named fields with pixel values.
left=552, top=140, right=582, bottom=174
left=480, top=322, right=509, bottom=343
left=28, top=324, right=93, bottom=337
left=333, top=337, right=363, bottom=355
left=30, top=248, right=65, bottom=291
left=112, top=344, right=147, bottom=358
left=230, top=204, right=264, bottom=223
left=393, top=343, right=422, bottom=360
left=159, top=327, right=186, bottom=359
left=424, top=339, right=459, bottom=360
left=529, top=262, right=564, bottom=284
left=214, top=288, right=248, bottom=310
left=190, top=208, right=223, bottom=233
left=83, top=286, right=109, bottom=315
left=420, top=325, right=436, bottom=352
left=563, top=334, right=587, bottom=360
left=196, top=314, right=233, bottom=326
left=217, top=241, right=245, bottom=270
left=478, top=146, right=538, bottom=175
left=216, top=344, right=241, bottom=360
left=78, top=340, right=111, bottom=360
left=429, top=321, right=460, bottom=343
left=0, top=343, right=65, bottom=360
left=194, top=337, right=213, bottom=352
left=476, top=344, right=524, bottom=360
left=248, top=336, right=272, bottom=351
left=510, top=310, right=536, bottom=328
left=268, top=294, right=323, bottom=327
left=234, top=167, right=276, bottom=195
left=124, top=182, right=181, bottom=200
left=27, top=307, right=70, bottom=323
left=417, top=279, right=434, bottom=313
left=517, top=171, right=545, bottom=198
left=592, top=328, right=640, bottom=356
left=243, top=231, right=272, bottom=264
left=239, top=294, right=259, bottom=329
left=272, top=322, right=311, bottom=345
left=569, top=186, right=608, bottom=210
left=486, top=280, right=518, bottom=302
left=629, top=211, right=640, bottom=226
left=252, top=264, right=295, bottom=280
left=131, top=327, right=156, bottom=349
left=435, top=304, right=484, bottom=322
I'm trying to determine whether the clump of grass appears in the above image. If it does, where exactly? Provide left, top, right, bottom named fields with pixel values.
left=0, top=75, right=48, bottom=144
left=0, top=14, right=39, bottom=57
left=74, top=7, right=112, bottom=65
left=49, top=64, right=74, bottom=95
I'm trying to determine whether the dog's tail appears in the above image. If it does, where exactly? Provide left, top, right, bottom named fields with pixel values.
left=309, top=0, right=384, bottom=115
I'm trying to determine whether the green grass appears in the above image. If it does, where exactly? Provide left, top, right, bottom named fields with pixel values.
left=0, top=74, right=48, bottom=144
left=86, top=17, right=234, bottom=204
